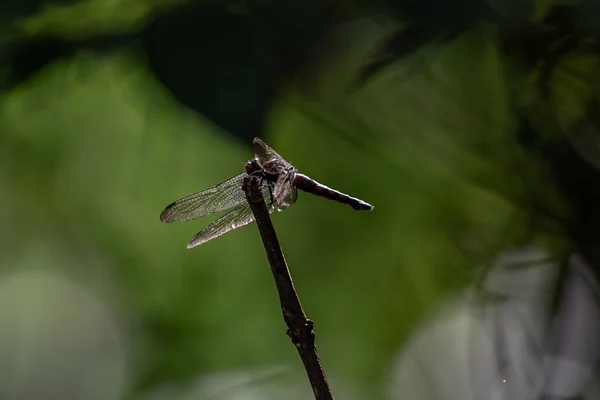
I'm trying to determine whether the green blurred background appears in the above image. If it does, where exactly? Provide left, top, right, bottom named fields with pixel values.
left=1, top=0, right=599, bottom=399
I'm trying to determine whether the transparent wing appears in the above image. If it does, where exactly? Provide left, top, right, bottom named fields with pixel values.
left=186, top=184, right=277, bottom=248
left=253, top=137, right=292, bottom=174
left=160, top=172, right=246, bottom=223
left=186, top=204, right=255, bottom=248
left=273, top=169, right=298, bottom=209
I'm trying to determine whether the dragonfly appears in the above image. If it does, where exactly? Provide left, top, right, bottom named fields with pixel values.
left=160, top=138, right=374, bottom=248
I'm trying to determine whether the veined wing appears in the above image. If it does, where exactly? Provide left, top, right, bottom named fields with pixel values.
left=273, top=168, right=297, bottom=209
left=253, top=138, right=297, bottom=208
left=186, top=185, right=276, bottom=248
left=160, top=172, right=246, bottom=223
left=253, top=137, right=292, bottom=175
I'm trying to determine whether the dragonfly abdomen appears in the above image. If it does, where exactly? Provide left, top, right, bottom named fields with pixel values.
left=294, top=173, right=373, bottom=211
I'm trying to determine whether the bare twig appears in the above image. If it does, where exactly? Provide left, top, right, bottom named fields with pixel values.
left=242, top=174, right=335, bottom=400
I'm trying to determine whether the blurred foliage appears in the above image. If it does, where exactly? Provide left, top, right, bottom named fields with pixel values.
left=1, top=0, right=600, bottom=399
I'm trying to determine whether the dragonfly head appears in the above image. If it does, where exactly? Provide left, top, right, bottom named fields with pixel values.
left=245, top=157, right=280, bottom=186
left=245, top=158, right=262, bottom=175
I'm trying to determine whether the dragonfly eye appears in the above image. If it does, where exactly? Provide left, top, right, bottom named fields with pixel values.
left=245, top=158, right=263, bottom=175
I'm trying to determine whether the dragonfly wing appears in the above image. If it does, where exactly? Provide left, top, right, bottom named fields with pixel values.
left=187, top=184, right=278, bottom=248
left=273, top=169, right=298, bottom=209
left=160, top=172, right=247, bottom=223
left=253, top=137, right=291, bottom=174
left=186, top=203, right=256, bottom=248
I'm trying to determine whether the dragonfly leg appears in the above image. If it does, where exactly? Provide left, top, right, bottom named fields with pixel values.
left=246, top=161, right=277, bottom=208
left=262, top=177, right=276, bottom=208
left=268, top=183, right=275, bottom=205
